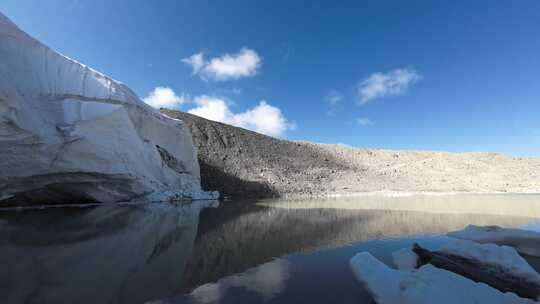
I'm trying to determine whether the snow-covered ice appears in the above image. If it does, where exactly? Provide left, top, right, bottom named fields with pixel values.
left=0, top=12, right=216, bottom=204
left=440, top=239, right=540, bottom=284
left=392, top=239, right=540, bottom=285
left=449, top=225, right=540, bottom=257
left=351, top=252, right=536, bottom=304
left=392, top=247, right=419, bottom=270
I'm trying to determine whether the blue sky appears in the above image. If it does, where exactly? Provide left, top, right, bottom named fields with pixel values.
left=2, top=1, right=540, bottom=156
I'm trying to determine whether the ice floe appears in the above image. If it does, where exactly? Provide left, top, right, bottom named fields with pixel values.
left=351, top=252, right=536, bottom=304
left=449, top=225, right=540, bottom=257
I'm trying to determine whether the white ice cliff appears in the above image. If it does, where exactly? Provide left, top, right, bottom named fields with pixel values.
left=0, top=12, right=217, bottom=204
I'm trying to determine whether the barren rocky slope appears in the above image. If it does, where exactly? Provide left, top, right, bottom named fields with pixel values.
left=162, top=109, right=540, bottom=198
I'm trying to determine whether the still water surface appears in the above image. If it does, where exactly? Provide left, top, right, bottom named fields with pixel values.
left=1, top=194, right=539, bottom=304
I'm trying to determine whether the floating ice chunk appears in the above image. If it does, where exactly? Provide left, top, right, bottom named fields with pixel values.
left=350, top=252, right=535, bottom=304
left=392, top=239, right=540, bottom=295
left=449, top=225, right=540, bottom=257
left=440, top=239, right=540, bottom=284
left=350, top=252, right=403, bottom=303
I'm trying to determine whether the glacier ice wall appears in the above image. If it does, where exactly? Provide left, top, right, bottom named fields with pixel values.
left=0, top=12, right=216, bottom=205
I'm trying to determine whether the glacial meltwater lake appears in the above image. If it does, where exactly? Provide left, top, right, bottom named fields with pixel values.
left=1, top=194, right=540, bottom=304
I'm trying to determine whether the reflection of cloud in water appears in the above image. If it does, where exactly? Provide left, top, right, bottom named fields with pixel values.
left=190, top=259, right=290, bottom=303
left=522, top=222, right=540, bottom=232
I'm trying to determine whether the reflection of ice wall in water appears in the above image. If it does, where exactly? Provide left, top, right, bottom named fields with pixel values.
left=0, top=201, right=216, bottom=304
left=182, top=195, right=540, bottom=290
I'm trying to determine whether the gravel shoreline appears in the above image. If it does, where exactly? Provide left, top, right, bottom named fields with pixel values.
left=162, top=109, right=540, bottom=199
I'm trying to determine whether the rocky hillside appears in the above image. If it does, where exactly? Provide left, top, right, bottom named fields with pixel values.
left=162, top=109, right=540, bottom=198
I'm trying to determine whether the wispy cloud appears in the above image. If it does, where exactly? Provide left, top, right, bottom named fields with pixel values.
left=358, top=68, right=421, bottom=104
left=182, top=48, right=261, bottom=81
left=279, top=43, right=295, bottom=63
left=324, top=89, right=343, bottom=116
left=356, top=117, right=373, bottom=127
left=142, top=86, right=187, bottom=109
left=143, top=87, right=293, bottom=137
left=182, top=53, right=205, bottom=75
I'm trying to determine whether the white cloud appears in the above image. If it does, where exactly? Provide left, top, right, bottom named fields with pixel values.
left=356, top=117, right=373, bottom=127
left=187, top=96, right=293, bottom=137
left=187, top=96, right=231, bottom=123
left=358, top=68, right=421, bottom=104
left=182, top=53, right=205, bottom=75
left=143, top=86, right=293, bottom=136
left=231, top=101, right=295, bottom=136
left=142, top=86, right=187, bottom=109
left=325, top=89, right=343, bottom=116
left=182, top=48, right=261, bottom=81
